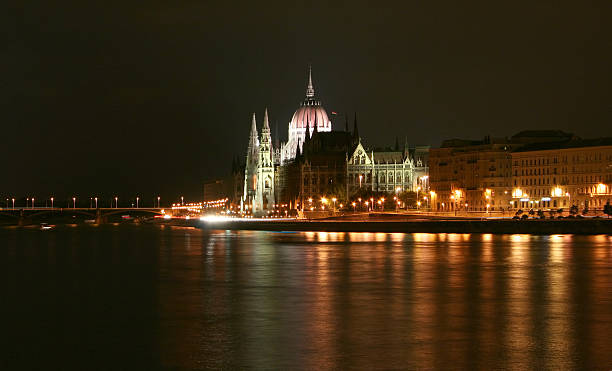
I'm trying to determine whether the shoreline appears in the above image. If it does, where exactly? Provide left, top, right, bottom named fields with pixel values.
left=194, top=218, right=612, bottom=235
left=2, top=217, right=611, bottom=235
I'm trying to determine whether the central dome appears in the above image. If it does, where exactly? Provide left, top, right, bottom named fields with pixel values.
left=290, top=100, right=331, bottom=130
left=281, top=66, right=333, bottom=164
left=289, top=66, right=332, bottom=132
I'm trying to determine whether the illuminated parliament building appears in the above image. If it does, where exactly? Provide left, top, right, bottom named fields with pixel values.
left=238, top=67, right=429, bottom=214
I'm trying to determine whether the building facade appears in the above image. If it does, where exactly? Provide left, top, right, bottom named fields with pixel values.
left=346, top=140, right=429, bottom=196
left=511, top=139, right=612, bottom=210
left=429, top=137, right=514, bottom=211
left=237, top=67, right=430, bottom=214
left=429, top=132, right=612, bottom=212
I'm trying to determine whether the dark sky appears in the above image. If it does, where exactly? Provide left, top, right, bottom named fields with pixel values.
left=3, top=1, right=611, bottom=204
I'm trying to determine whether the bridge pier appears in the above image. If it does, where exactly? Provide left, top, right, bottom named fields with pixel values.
left=18, top=209, right=26, bottom=226
left=95, top=209, right=107, bottom=224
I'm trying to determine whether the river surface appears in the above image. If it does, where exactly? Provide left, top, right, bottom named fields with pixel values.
left=1, top=225, right=611, bottom=370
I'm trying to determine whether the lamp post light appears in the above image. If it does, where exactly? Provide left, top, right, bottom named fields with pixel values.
left=26, top=198, right=29, bottom=208
left=359, top=174, right=363, bottom=188
left=115, top=196, right=118, bottom=208
left=32, top=198, right=35, bottom=209
left=332, top=197, right=337, bottom=212
left=365, top=201, right=369, bottom=211
left=352, top=202, right=356, bottom=212
left=90, top=197, right=93, bottom=209
left=12, top=198, right=15, bottom=209
left=157, top=196, right=160, bottom=208
left=73, top=197, right=76, bottom=208
left=181, top=196, right=184, bottom=206
left=136, top=197, right=139, bottom=208
left=321, top=197, right=328, bottom=211
left=95, top=197, right=98, bottom=208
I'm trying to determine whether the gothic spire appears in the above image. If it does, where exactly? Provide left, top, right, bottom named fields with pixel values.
left=306, top=65, right=315, bottom=98
left=305, top=115, right=311, bottom=141
left=250, top=112, right=257, bottom=136
left=248, top=112, right=258, bottom=149
left=263, top=108, right=270, bottom=131
left=313, top=113, right=318, bottom=135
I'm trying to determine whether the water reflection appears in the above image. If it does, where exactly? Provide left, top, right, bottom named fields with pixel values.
left=1, top=227, right=611, bottom=369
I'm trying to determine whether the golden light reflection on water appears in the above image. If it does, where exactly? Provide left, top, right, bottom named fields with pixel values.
left=504, top=234, right=532, bottom=368
left=149, top=229, right=612, bottom=369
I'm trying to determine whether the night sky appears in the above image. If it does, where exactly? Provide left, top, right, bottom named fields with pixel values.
left=3, top=1, right=610, bottom=204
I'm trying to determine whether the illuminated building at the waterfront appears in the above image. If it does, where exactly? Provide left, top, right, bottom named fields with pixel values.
left=237, top=67, right=429, bottom=214
left=429, top=131, right=612, bottom=212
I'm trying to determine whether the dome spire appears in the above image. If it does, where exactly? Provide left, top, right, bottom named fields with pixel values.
left=306, top=65, right=315, bottom=98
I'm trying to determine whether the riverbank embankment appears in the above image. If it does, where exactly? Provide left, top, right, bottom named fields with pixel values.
left=194, top=218, right=612, bottom=235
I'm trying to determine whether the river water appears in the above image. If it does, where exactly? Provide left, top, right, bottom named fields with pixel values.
left=1, top=225, right=611, bottom=369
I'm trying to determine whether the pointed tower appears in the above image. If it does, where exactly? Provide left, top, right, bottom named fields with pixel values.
left=403, top=136, right=410, bottom=159
left=242, top=113, right=260, bottom=212
left=255, top=108, right=275, bottom=212
left=306, top=65, right=315, bottom=98
left=248, top=113, right=259, bottom=156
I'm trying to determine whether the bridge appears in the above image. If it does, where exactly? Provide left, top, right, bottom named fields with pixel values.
left=0, top=207, right=165, bottom=225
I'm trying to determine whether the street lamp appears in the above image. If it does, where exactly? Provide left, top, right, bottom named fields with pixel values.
left=95, top=197, right=98, bottom=208
left=115, top=196, right=118, bottom=208
left=181, top=196, right=184, bottom=206
left=73, top=197, right=76, bottom=208
left=32, top=197, right=35, bottom=209
left=157, top=196, right=160, bottom=208
left=352, top=202, right=356, bottom=212
left=332, top=197, right=337, bottom=211
left=359, top=174, right=363, bottom=188
left=12, top=198, right=15, bottom=209
left=136, top=196, right=139, bottom=208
